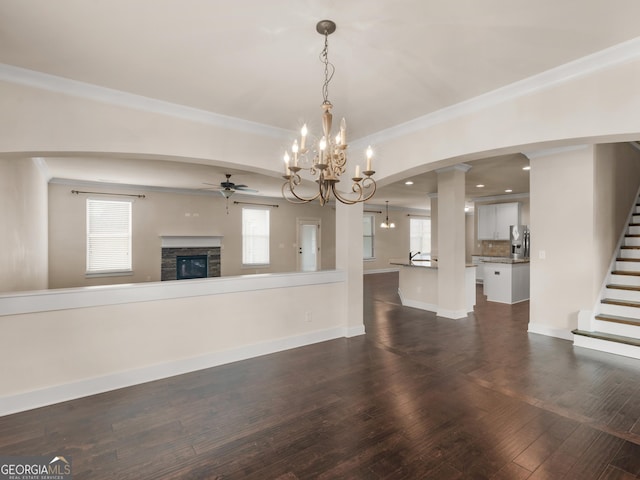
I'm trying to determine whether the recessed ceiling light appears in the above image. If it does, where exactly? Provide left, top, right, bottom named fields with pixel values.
left=505, top=189, right=513, bottom=193
left=476, top=184, right=485, bottom=188
left=523, top=166, right=531, bottom=171
left=405, top=180, right=414, bottom=185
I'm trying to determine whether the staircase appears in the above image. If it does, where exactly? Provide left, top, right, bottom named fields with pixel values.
left=572, top=199, right=640, bottom=359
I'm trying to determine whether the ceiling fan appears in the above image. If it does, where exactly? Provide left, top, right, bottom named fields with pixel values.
left=202, top=174, right=258, bottom=199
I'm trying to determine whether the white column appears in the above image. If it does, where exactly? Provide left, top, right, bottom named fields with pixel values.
left=436, top=164, right=471, bottom=319
left=428, top=193, right=438, bottom=258
left=335, top=200, right=365, bottom=336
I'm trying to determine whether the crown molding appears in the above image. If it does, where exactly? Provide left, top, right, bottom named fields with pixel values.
left=355, top=36, right=640, bottom=147
left=435, top=163, right=472, bottom=174
left=523, top=144, right=589, bottom=159
left=0, top=63, right=293, bottom=140
left=471, top=192, right=530, bottom=203
left=4, top=36, right=640, bottom=148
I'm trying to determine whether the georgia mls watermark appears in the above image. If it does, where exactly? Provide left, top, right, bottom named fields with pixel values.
left=0, top=456, right=71, bottom=480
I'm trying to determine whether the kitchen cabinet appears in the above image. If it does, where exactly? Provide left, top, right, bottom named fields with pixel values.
left=471, top=255, right=489, bottom=282
left=483, top=261, right=530, bottom=304
left=477, top=202, right=520, bottom=240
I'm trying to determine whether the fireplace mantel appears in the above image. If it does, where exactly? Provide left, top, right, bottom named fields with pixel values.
left=160, top=236, right=222, bottom=248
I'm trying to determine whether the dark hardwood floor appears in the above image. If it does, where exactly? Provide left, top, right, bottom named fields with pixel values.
left=2, top=272, right=640, bottom=479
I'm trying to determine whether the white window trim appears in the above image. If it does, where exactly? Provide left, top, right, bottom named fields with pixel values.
left=242, top=207, right=271, bottom=267
left=86, top=198, right=133, bottom=276
left=410, top=217, right=431, bottom=258
left=363, top=213, right=375, bottom=260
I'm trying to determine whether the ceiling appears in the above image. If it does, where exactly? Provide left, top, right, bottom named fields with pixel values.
left=3, top=0, right=640, bottom=209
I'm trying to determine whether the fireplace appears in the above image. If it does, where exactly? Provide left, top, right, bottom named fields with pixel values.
left=176, top=255, right=208, bottom=280
left=160, top=236, right=222, bottom=281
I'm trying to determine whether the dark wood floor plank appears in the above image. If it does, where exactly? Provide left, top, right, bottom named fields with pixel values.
left=562, top=431, right=626, bottom=480
left=1, top=273, right=640, bottom=479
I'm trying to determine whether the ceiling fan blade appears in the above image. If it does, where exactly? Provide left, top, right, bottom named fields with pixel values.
left=236, top=186, right=258, bottom=193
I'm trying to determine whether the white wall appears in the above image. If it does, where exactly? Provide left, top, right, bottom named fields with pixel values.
left=0, top=272, right=349, bottom=415
left=593, top=143, right=640, bottom=286
left=529, top=145, right=640, bottom=339
left=0, top=158, right=48, bottom=292
left=47, top=182, right=336, bottom=289
left=529, top=147, right=596, bottom=338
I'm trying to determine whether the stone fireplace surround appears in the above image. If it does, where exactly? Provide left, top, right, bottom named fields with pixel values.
left=160, top=236, right=222, bottom=281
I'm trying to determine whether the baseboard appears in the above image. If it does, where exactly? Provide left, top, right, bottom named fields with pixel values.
left=345, top=325, right=366, bottom=337
left=436, top=308, right=469, bottom=319
left=364, top=268, right=400, bottom=275
left=527, top=322, right=574, bottom=341
left=573, top=334, right=640, bottom=360
left=400, top=297, right=438, bottom=313
left=0, top=326, right=353, bottom=417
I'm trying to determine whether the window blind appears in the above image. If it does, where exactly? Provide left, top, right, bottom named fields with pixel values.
left=242, top=208, right=270, bottom=265
left=86, top=199, right=132, bottom=273
left=410, top=218, right=431, bottom=254
left=363, top=214, right=374, bottom=259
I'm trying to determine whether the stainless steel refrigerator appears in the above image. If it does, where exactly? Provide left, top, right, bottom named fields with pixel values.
left=510, top=225, right=530, bottom=259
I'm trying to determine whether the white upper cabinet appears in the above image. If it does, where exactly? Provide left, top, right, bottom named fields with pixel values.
left=477, top=205, right=497, bottom=240
left=477, top=202, right=520, bottom=240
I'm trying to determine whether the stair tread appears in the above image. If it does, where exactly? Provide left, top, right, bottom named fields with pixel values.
left=602, top=298, right=640, bottom=308
left=606, top=284, right=640, bottom=291
left=572, top=329, right=640, bottom=347
left=625, top=234, right=640, bottom=238
left=607, top=283, right=640, bottom=292
left=621, top=246, right=640, bottom=250
left=594, top=313, right=640, bottom=326
left=612, top=270, right=640, bottom=276
left=616, top=258, right=640, bottom=262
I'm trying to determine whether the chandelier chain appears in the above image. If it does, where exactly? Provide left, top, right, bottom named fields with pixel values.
left=320, top=31, right=335, bottom=105
left=281, top=20, right=376, bottom=206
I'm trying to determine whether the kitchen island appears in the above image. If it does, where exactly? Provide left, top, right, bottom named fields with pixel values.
left=390, top=260, right=476, bottom=316
left=482, top=258, right=530, bottom=304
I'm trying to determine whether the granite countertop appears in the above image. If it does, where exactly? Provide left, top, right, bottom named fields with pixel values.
left=480, top=257, right=530, bottom=264
left=390, top=260, right=477, bottom=268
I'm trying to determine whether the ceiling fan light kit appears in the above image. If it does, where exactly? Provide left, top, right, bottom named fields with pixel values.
left=202, top=173, right=258, bottom=214
left=281, top=20, right=377, bottom=206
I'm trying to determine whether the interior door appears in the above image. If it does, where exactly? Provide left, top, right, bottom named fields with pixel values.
left=297, top=218, right=321, bottom=272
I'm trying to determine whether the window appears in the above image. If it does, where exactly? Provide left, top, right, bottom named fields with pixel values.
left=242, top=208, right=270, bottom=265
left=410, top=217, right=431, bottom=256
left=86, top=199, right=132, bottom=274
left=363, top=214, right=375, bottom=259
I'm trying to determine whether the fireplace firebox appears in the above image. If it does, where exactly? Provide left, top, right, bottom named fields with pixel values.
left=176, top=255, right=208, bottom=280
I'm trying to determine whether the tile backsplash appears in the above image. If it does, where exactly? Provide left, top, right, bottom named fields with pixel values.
left=477, top=240, right=510, bottom=256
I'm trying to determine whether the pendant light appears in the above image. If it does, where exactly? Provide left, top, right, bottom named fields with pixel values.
left=380, top=201, right=395, bottom=229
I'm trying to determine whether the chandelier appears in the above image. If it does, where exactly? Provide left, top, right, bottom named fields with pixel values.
left=281, top=20, right=376, bottom=206
left=380, top=201, right=395, bottom=229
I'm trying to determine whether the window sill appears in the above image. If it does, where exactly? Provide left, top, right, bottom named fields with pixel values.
left=85, top=270, right=134, bottom=279
left=241, top=264, right=270, bottom=269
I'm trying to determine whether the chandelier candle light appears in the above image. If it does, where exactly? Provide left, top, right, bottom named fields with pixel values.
left=281, top=20, right=376, bottom=205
